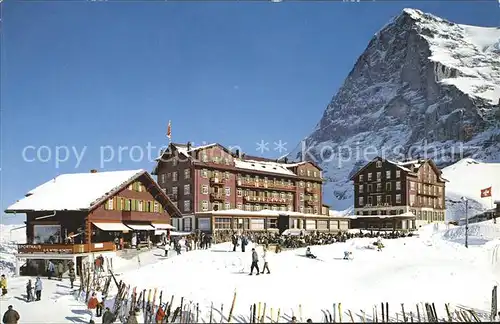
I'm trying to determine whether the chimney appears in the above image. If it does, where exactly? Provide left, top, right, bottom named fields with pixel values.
left=187, top=142, right=192, bottom=151
left=235, top=149, right=240, bottom=158
left=90, top=169, right=98, bottom=173
left=284, top=157, right=288, bottom=163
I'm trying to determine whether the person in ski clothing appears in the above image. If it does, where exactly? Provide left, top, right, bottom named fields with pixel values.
left=57, top=262, right=64, bottom=281
left=34, top=277, right=42, bottom=301
left=102, top=307, right=115, bottom=324
left=343, top=251, right=351, bottom=260
left=95, top=286, right=104, bottom=317
left=232, top=234, right=238, bottom=252
left=164, top=242, right=171, bottom=257
left=0, top=275, right=7, bottom=296
left=249, top=248, right=260, bottom=275
left=47, top=261, right=55, bottom=279
left=69, top=267, right=76, bottom=288
left=125, top=310, right=138, bottom=324
left=155, top=304, right=166, bottom=323
left=305, top=247, right=317, bottom=259
left=88, top=292, right=99, bottom=321
left=2, top=305, right=20, bottom=324
left=241, top=235, right=248, bottom=252
left=26, top=279, right=34, bottom=302
left=261, top=247, right=271, bottom=274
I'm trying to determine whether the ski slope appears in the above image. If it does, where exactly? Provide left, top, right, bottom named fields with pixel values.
left=1, top=221, right=499, bottom=323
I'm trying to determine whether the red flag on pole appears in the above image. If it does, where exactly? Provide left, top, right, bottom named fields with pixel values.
left=167, top=120, right=172, bottom=139
left=480, top=187, right=492, bottom=198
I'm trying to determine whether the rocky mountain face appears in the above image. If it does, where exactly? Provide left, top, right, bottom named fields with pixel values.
left=289, top=8, right=500, bottom=219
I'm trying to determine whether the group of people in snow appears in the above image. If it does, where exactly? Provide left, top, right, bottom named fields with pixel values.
left=249, top=246, right=271, bottom=275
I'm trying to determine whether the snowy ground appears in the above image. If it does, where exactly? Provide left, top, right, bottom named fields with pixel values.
left=1, top=221, right=499, bottom=322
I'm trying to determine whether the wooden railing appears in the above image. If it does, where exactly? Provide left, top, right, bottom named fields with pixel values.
left=17, top=242, right=116, bottom=254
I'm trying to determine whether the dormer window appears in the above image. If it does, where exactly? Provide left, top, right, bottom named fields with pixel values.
left=376, top=161, right=382, bottom=168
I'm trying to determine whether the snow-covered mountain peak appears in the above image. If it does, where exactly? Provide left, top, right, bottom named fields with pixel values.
left=289, top=9, right=500, bottom=219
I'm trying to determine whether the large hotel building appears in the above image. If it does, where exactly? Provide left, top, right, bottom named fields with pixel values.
left=153, top=142, right=349, bottom=233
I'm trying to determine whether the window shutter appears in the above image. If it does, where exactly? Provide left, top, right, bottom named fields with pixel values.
left=113, top=197, right=118, bottom=210
left=131, top=199, right=136, bottom=211
left=104, top=200, right=108, bottom=210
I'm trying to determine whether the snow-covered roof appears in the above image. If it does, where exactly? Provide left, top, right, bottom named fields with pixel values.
left=6, top=169, right=145, bottom=212
left=234, top=159, right=296, bottom=176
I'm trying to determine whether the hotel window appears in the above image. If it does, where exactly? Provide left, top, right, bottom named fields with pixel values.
left=237, top=189, right=242, bottom=197
left=299, top=181, right=304, bottom=188
left=237, top=203, right=243, bottom=210
left=184, top=200, right=191, bottom=212
left=201, top=185, right=209, bottom=195
left=376, top=183, right=382, bottom=192
left=359, top=174, right=364, bottom=182
left=183, top=218, right=192, bottom=232
left=376, top=196, right=382, bottom=205
left=172, top=186, right=178, bottom=195
left=359, top=185, right=364, bottom=193
left=376, top=161, right=382, bottom=168
left=313, top=171, right=317, bottom=177
left=184, top=184, right=191, bottom=195
left=376, top=172, right=381, bottom=181
left=386, top=195, right=391, bottom=204
left=245, top=204, right=252, bottom=211
left=138, top=200, right=143, bottom=212
left=409, top=195, right=415, bottom=206
left=201, top=200, right=208, bottom=211
left=396, top=170, right=401, bottom=178
left=299, top=206, right=304, bottom=213
left=385, top=170, right=391, bottom=179
left=225, top=187, right=231, bottom=196
left=368, top=196, right=373, bottom=205
left=225, top=171, right=230, bottom=179
left=225, top=202, right=231, bottom=210
left=299, top=193, right=304, bottom=201
left=107, top=198, right=114, bottom=210
left=410, top=181, right=415, bottom=190
left=172, top=158, right=177, bottom=166
left=172, top=171, right=178, bottom=181
left=359, top=197, right=364, bottom=206
left=224, top=158, right=230, bottom=165
left=307, top=170, right=311, bottom=177
left=396, top=181, right=401, bottom=190
left=367, top=184, right=372, bottom=193
left=386, top=183, right=391, bottom=191
left=201, top=169, right=208, bottom=178
left=214, top=218, right=231, bottom=229
left=306, top=182, right=311, bottom=188
left=396, top=194, right=401, bottom=203
left=160, top=174, right=166, bottom=184
left=313, top=207, right=318, bottom=214
left=300, top=169, right=304, bottom=175
left=201, top=154, right=208, bottom=162
left=184, top=169, right=190, bottom=179
left=368, top=173, right=372, bottom=181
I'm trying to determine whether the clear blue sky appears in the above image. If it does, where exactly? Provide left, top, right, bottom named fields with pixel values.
left=1, top=1, right=498, bottom=224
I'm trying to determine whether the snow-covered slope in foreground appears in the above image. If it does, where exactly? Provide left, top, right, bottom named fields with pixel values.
left=1, top=222, right=499, bottom=322
left=0, top=224, right=26, bottom=276
left=442, top=158, right=500, bottom=220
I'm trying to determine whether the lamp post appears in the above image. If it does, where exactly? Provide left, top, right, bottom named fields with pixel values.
left=461, top=197, right=468, bottom=248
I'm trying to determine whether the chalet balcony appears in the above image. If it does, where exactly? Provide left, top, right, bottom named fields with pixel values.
left=210, top=177, right=225, bottom=186
left=243, top=196, right=290, bottom=205
left=17, top=242, right=116, bottom=255
left=237, top=180, right=296, bottom=192
left=210, top=193, right=224, bottom=201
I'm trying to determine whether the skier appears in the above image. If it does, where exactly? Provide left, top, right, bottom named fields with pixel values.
left=102, top=307, right=116, bottom=324
left=2, top=305, right=20, bottom=324
left=47, top=261, right=55, bottom=279
left=261, top=247, right=271, bottom=274
left=69, top=267, right=76, bottom=289
left=376, top=238, right=383, bottom=252
left=241, top=235, right=248, bottom=253
left=0, top=274, right=7, bottom=296
left=87, top=292, right=99, bottom=321
left=305, top=247, right=317, bottom=259
left=34, top=277, right=43, bottom=301
left=57, top=262, right=64, bottom=281
left=249, top=248, right=260, bottom=275
left=95, top=286, right=104, bottom=317
left=26, top=279, right=34, bottom=302
left=343, top=251, right=352, bottom=260
left=164, top=242, right=171, bottom=257
left=232, top=234, right=238, bottom=252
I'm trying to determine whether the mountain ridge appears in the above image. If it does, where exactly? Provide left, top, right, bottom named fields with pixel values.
left=289, top=8, right=500, bottom=220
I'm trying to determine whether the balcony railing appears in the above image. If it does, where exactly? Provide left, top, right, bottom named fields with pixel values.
left=210, top=177, right=225, bottom=185
left=237, top=180, right=296, bottom=191
left=17, top=242, right=115, bottom=254
left=210, top=193, right=224, bottom=201
left=243, top=196, right=291, bottom=205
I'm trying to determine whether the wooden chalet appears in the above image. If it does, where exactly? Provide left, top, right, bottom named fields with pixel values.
left=5, top=169, right=180, bottom=276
